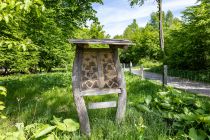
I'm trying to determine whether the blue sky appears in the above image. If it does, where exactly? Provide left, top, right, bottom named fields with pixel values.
left=93, top=0, right=197, bottom=37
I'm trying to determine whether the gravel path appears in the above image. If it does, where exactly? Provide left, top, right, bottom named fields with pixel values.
left=131, top=69, right=210, bottom=96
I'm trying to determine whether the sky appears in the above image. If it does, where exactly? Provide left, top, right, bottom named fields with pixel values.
left=93, top=0, right=198, bottom=37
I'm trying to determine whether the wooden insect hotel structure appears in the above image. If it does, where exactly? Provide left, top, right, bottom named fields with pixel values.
left=69, top=39, right=132, bottom=136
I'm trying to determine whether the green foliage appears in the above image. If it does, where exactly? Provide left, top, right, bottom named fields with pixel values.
left=166, top=0, right=210, bottom=70
left=136, top=88, right=210, bottom=138
left=0, top=0, right=102, bottom=74
left=119, top=12, right=179, bottom=64
left=0, top=86, right=6, bottom=119
left=138, top=58, right=162, bottom=68
left=0, top=117, right=79, bottom=139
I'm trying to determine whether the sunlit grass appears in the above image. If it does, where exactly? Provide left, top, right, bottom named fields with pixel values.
left=0, top=72, right=209, bottom=139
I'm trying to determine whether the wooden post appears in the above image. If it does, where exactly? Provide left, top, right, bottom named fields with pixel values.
left=140, top=65, right=144, bottom=80
left=112, top=48, right=127, bottom=123
left=73, top=90, right=90, bottom=136
left=129, top=61, right=132, bottom=73
left=163, top=65, right=167, bottom=86
left=123, top=63, right=125, bottom=70
left=72, top=47, right=90, bottom=136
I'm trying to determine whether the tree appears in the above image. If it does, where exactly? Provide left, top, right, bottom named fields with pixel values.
left=120, top=19, right=142, bottom=64
left=129, top=0, right=166, bottom=86
left=0, top=0, right=103, bottom=74
left=166, top=0, right=210, bottom=70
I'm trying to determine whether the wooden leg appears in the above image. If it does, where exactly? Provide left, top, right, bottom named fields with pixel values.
left=116, top=88, right=127, bottom=123
left=73, top=89, right=90, bottom=136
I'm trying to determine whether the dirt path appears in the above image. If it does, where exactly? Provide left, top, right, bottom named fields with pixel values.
left=131, top=69, right=210, bottom=96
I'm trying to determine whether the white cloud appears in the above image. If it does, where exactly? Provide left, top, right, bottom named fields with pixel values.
left=93, top=0, right=197, bottom=37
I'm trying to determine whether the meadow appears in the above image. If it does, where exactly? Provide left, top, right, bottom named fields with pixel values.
left=0, top=72, right=210, bottom=139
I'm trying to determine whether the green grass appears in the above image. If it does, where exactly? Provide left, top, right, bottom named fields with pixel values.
left=0, top=72, right=209, bottom=139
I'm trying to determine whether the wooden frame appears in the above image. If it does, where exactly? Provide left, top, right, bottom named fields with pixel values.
left=70, top=39, right=131, bottom=136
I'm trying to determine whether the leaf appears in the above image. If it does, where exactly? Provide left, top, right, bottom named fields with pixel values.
left=136, top=104, right=151, bottom=113
left=160, top=103, right=172, bottom=110
left=4, top=131, right=26, bottom=140
left=43, top=133, right=59, bottom=140
left=0, top=3, right=7, bottom=11
left=157, top=91, right=169, bottom=96
left=0, top=115, right=6, bottom=119
left=4, top=15, right=9, bottom=23
left=21, top=44, right=27, bottom=51
left=0, top=86, right=7, bottom=96
left=0, top=105, right=5, bottom=110
left=189, top=128, right=206, bottom=140
left=33, top=125, right=56, bottom=138
left=199, top=115, right=210, bottom=125
left=145, top=95, right=152, bottom=105
left=51, top=116, right=62, bottom=124
left=56, top=119, right=79, bottom=132
left=15, top=123, right=24, bottom=131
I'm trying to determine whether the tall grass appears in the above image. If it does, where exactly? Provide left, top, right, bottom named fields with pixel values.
left=0, top=72, right=209, bottom=139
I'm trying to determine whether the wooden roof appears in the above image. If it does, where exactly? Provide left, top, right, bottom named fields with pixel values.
left=69, top=39, right=133, bottom=46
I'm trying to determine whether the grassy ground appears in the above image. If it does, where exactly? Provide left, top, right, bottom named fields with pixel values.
left=0, top=72, right=209, bottom=139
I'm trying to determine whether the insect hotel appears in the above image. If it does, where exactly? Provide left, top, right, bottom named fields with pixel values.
left=69, top=39, right=132, bottom=136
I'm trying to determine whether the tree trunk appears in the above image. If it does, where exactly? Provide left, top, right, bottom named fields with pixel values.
left=158, top=0, right=166, bottom=86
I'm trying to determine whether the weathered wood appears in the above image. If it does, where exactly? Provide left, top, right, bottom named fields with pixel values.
left=72, top=46, right=90, bottom=136
left=116, top=88, right=127, bottom=123
left=112, top=48, right=127, bottom=123
left=97, top=52, right=104, bottom=88
left=88, top=101, right=117, bottom=109
left=112, top=47, right=122, bottom=88
left=73, top=89, right=90, bottom=136
left=140, top=65, right=144, bottom=80
left=163, top=65, right=167, bottom=85
left=69, top=39, right=133, bottom=47
left=129, top=61, right=132, bottom=73
left=81, top=88, right=121, bottom=96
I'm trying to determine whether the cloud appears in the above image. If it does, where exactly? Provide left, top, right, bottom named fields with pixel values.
left=93, top=0, right=197, bottom=37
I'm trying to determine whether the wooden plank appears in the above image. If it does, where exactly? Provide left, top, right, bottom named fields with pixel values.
left=97, top=52, right=104, bottom=88
left=88, top=101, right=117, bottom=109
left=80, top=88, right=121, bottom=96
left=69, top=39, right=133, bottom=46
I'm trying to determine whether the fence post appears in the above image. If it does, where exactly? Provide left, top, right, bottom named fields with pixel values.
left=140, top=65, right=144, bottom=80
left=123, top=63, right=125, bottom=71
left=163, top=65, right=167, bottom=86
left=129, top=61, right=132, bottom=73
